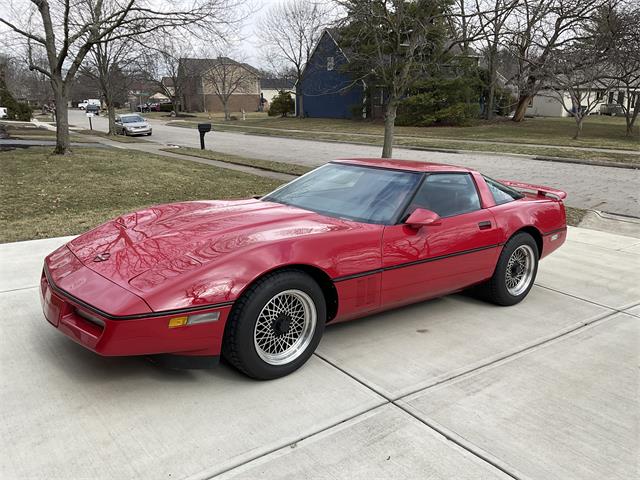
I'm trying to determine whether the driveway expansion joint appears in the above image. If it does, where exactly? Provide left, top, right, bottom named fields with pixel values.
left=0, top=284, right=39, bottom=295
left=195, top=402, right=387, bottom=480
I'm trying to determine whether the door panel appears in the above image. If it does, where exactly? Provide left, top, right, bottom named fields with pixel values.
left=381, top=210, right=501, bottom=307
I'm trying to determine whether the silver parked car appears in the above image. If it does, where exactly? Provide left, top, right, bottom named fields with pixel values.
left=115, top=113, right=152, bottom=136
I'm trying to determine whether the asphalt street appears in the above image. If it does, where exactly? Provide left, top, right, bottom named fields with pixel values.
left=1, top=226, right=638, bottom=480
left=68, top=109, right=640, bottom=217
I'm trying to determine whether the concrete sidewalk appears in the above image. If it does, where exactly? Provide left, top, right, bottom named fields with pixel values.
left=1, top=227, right=638, bottom=480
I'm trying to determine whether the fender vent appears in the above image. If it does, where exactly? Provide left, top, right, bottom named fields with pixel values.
left=355, top=277, right=378, bottom=307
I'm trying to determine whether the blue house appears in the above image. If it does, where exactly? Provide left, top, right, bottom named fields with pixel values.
left=297, top=30, right=365, bottom=119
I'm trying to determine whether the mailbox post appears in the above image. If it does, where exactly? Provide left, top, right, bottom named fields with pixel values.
left=198, top=123, right=212, bottom=150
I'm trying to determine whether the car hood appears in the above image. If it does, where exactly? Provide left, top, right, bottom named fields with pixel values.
left=123, top=121, right=148, bottom=127
left=66, top=199, right=354, bottom=302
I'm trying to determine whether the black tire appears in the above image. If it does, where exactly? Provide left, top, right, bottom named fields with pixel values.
left=222, top=270, right=326, bottom=379
left=482, top=232, right=539, bottom=306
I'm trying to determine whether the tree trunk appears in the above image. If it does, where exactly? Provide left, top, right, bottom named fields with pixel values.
left=107, top=102, right=116, bottom=135
left=53, top=82, right=71, bottom=155
left=382, top=101, right=397, bottom=159
left=487, top=82, right=496, bottom=121
left=512, top=94, right=531, bottom=122
left=626, top=104, right=639, bottom=136
left=297, top=88, right=303, bottom=119
left=486, top=56, right=496, bottom=120
left=573, top=116, right=584, bottom=139
left=223, top=99, right=230, bottom=120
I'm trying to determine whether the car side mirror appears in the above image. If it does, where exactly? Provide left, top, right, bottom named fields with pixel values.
left=405, top=208, right=440, bottom=229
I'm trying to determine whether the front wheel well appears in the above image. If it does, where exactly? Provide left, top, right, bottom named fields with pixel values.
left=511, top=226, right=543, bottom=256
left=239, top=265, right=339, bottom=323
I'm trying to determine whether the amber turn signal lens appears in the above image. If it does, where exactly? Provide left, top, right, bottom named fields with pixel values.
left=168, top=316, right=189, bottom=328
left=168, top=312, right=220, bottom=329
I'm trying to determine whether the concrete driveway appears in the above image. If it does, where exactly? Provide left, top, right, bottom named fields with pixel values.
left=1, top=226, right=638, bottom=480
left=67, top=109, right=640, bottom=217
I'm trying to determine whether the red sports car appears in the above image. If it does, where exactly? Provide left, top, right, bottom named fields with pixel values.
left=41, top=159, right=567, bottom=379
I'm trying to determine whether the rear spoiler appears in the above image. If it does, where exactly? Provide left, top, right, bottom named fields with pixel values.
left=499, top=180, right=567, bottom=200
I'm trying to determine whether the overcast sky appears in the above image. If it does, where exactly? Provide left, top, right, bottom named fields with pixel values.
left=238, top=0, right=273, bottom=68
left=0, top=0, right=284, bottom=69
left=0, top=0, right=323, bottom=71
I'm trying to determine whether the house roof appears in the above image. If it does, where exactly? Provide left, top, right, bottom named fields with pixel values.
left=178, top=57, right=261, bottom=77
left=260, top=78, right=295, bottom=90
left=298, top=29, right=357, bottom=87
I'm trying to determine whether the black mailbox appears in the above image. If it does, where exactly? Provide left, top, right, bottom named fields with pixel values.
left=197, top=123, right=212, bottom=149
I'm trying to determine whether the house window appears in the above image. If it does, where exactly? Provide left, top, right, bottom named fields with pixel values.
left=327, top=57, right=335, bottom=71
left=617, top=91, right=625, bottom=105
left=608, top=92, right=615, bottom=104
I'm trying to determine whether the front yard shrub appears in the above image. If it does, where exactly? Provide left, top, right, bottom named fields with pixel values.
left=268, top=90, right=295, bottom=117
left=396, top=76, right=482, bottom=127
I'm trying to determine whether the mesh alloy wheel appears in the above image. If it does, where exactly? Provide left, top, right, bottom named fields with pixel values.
left=253, top=289, right=317, bottom=366
left=505, top=244, right=535, bottom=296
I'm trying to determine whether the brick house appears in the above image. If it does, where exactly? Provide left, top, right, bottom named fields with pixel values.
left=179, top=57, right=261, bottom=113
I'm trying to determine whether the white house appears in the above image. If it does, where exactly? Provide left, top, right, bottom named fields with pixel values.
left=527, top=87, right=638, bottom=117
left=260, top=78, right=295, bottom=110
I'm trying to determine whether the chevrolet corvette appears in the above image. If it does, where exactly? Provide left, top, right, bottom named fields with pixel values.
left=41, top=158, right=567, bottom=379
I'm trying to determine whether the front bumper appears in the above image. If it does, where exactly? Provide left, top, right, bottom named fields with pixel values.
left=40, top=266, right=231, bottom=358
left=125, top=127, right=152, bottom=135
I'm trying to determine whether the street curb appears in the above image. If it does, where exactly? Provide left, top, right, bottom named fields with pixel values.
left=161, top=148, right=311, bottom=178
left=531, top=155, right=638, bottom=170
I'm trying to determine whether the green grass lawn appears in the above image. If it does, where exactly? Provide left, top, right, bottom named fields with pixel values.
left=171, top=114, right=638, bottom=150
left=0, top=147, right=282, bottom=243
left=1, top=123, right=96, bottom=143
left=163, top=147, right=313, bottom=176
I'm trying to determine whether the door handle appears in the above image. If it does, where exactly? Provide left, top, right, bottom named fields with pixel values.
left=478, top=221, right=492, bottom=230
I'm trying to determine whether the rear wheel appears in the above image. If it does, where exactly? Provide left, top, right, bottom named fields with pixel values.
left=482, top=232, right=538, bottom=306
left=222, top=270, right=326, bottom=379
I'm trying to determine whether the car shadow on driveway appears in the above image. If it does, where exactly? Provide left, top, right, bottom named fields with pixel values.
left=42, top=331, right=246, bottom=385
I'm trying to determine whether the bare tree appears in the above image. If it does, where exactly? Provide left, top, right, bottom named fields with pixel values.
left=599, top=1, right=640, bottom=136
left=474, top=0, right=518, bottom=119
left=85, top=35, right=139, bottom=134
left=546, top=48, right=612, bottom=138
left=256, top=0, right=334, bottom=118
left=505, top=0, right=608, bottom=122
left=199, top=54, right=260, bottom=120
left=0, top=0, right=245, bottom=154
left=0, top=53, right=51, bottom=109
left=336, top=0, right=452, bottom=158
left=140, top=36, right=190, bottom=114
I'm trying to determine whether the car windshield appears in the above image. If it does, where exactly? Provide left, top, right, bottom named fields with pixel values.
left=122, top=115, right=144, bottom=123
left=262, top=163, right=422, bottom=224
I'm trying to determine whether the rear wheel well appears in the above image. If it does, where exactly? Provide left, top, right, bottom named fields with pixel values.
left=239, top=265, right=339, bottom=323
left=512, top=226, right=543, bottom=256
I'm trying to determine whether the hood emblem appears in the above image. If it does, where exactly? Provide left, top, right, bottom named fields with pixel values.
left=93, top=252, right=111, bottom=262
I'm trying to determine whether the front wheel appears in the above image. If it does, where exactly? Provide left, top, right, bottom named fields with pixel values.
left=483, top=232, right=539, bottom=306
left=222, top=270, right=326, bottom=379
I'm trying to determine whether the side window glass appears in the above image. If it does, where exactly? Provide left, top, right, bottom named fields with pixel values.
left=410, top=173, right=481, bottom=218
left=483, top=176, right=522, bottom=204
